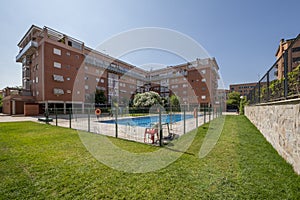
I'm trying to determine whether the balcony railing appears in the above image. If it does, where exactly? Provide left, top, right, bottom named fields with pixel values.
left=16, top=41, right=38, bottom=62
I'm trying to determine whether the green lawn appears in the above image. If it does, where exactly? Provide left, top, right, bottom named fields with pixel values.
left=0, top=116, right=300, bottom=199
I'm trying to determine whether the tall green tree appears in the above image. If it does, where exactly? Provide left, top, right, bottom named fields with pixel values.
left=226, top=91, right=241, bottom=110
left=95, top=90, right=107, bottom=104
left=170, top=95, right=180, bottom=111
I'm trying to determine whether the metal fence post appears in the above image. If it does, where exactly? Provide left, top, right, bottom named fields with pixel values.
left=183, top=106, right=186, bottom=134
left=159, top=108, right=163, bottom=146
left=204, top=106, right=206, bottom=124
left=267, top=71, right=270, bottom=102
left=55, top=108, right=58, bottom=126
left=88, top=107, right=90, bottom=132
left=115, top=106, right=118, bottom=138
left=69, top=108, right=71, bottom=129
left=284, top=51, right=288, bottom=98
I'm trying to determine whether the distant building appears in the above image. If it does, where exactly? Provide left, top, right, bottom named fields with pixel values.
left=229, top=82, right=256, bottom=97
left=2, top=25, right=220, bottom=115
left=275, top=37, right=300, bottom=79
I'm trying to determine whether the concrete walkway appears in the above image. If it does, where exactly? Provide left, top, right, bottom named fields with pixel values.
left=0, top=114, right=39, bottom=123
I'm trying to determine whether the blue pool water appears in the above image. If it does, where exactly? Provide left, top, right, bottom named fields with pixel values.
left=100, top=114, right=195, bottom=127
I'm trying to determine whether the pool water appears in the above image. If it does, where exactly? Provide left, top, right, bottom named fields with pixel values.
left=100, top=114, right=195, bottom=127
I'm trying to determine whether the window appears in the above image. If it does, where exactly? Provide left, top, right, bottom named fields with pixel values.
left=54, top=62, right=61, bottom=68
left=183, top=84, right=188, bottom=88
left=201, top=87, right=206, bottom=91
left=35, top=77, right=38, bottom=83
left=53, top=74, right=64, bottom=82
left=201, top=69, right=206, bottom=74
left=85, top=85, right=89, bottom=90
left=96, top=78, right=100, bottom=82
left=201, top=95, right=206, bottom=100
left=36, top=91, right=39, bottom=96
left=84, top=66, right=88, bottom=71
left=53, top=88, right=64, bottom=95
left=53, top=48, right=61, bottom=55
left=66, top=77, right=70, bottom=81
left=201, top=78, right=206, bottom=82
left=100, top=79, right=104, bottom=83
left=75, top=55, right=79, bottom=59
left=171, top=85, right=178, bottom=89
left=67, top=90, right=72, bottom=94
left=292, top=47, right=300, bottom=52
left=292, top=57, right=300, bottom=62
left=84, top=76, right=89, bottom=80
left=66, top=52, right=71, bottom=56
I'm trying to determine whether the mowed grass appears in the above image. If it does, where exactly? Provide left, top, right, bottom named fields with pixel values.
left=0, top=116, right=300, bottom=199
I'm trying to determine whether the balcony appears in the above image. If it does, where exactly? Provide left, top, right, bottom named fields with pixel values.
left=16, top=41, right=38, bottom=62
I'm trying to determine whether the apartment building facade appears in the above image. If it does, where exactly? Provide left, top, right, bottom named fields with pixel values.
left=2, top=25, right=220, bottom=115
left=275, top=37, right=300, bottom=79
left=229, top=82, right=256, bottom=97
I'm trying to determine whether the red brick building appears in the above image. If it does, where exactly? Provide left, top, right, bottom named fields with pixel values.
left=2, top=25, right=220, bottom=115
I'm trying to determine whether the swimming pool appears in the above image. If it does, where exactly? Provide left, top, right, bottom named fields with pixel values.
left=100, top=114, right=195, bottom=127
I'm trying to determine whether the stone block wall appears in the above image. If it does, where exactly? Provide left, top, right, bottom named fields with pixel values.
left=245, top=101, right=300, bottom=175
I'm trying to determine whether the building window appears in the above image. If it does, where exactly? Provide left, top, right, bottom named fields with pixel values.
left=36, top=91, right=39, bottom=96
left=67, top=90, right=71, bottom=94
left=292, top=47, right=300, bottom=52
left=75, top=55, right=79, bottom=59
left=53, top=74, right=64, bottom=82
left=183, top=84, right=188, bottom=88
left=201, top=87, right=206, bottom=91
left=201, top=69, right=206, bottom=74
left=54, top=62, right=61, bottom=69
left=100, top=79, right=104, bottom=83
left=171, top=85, right=178, bottom=89
left=292, top=57, right=300, bottom=62
left=201, top=78, right=206, bottom=82
left=96, top=78, right=100, bottom=82
left=35, top=77, right=38, bottom=83
left=85, top=85, right=89, bottom=90
left=84, top=66, right=88, bottom=71
left=53, top=88, right=64, bottom=95
left=66, top=52, right=71, bottom=56
left=84, top=76, right=89, bottom=80
left=53, top=48, right=61, bottom=55
left=66, top=77, right=70, bottom=81
left=201, top=95, right=206, bottom=100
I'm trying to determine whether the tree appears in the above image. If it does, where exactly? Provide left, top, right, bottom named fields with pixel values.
left=170, top=95, right=180, bottom=111
left=95, top=89, right=107, bottom=104
left=239, top=96, right=249, bottom=115
left=226, top=91, right=241, bottom=111
left=133, top=91, right=162, bottom=107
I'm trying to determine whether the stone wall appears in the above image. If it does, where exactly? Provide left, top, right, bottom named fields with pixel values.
left=245, top=100, right=300, bottom=175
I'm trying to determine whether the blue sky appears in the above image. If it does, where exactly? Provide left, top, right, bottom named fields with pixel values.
left=0, top=0, right=299, bottom=89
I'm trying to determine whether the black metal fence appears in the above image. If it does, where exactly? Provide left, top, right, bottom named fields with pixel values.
left=40, top=104, right=222, bottom=146
left=248, top=34, right=300, bottom=104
